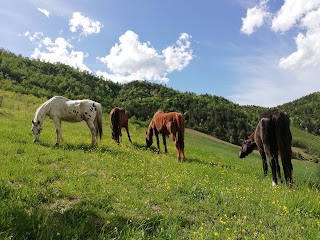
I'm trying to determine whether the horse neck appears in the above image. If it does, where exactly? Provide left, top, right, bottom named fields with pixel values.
left=248, top=131, right=256, bottom=142
left=34, top=101, right=50, bottom=124
left=146, top=122, right=154, bottom=137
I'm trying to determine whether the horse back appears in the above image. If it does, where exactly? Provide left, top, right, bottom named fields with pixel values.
left=152, top=111, right=184, bottom=135
left=110, top=107, right=128, bottom=126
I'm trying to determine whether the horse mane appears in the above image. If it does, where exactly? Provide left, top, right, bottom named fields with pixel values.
left=34, top=98, right=52, bottom=122
left=146, top=119, right=154, bottom=137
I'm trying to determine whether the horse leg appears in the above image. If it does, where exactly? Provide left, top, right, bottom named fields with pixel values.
left=86, top=121, right=98, bottom=147
left=275, top=152, right=283, bottom=183
left=117, top=127, right=120, bottom=144
left=53, top=119, right=63, bottom=145
left=125, top=124, right=132, bottom=143
left=162, top=134, right=168, bottom=154
left=264, top=145, right=278, bottom=186
left=171, top=132, right=181, bottom=161
left=155, top=131, right=160, bottom=154
left=258, top=149, right=268, bottom=177
left=269, top=152, right=279, bottom=186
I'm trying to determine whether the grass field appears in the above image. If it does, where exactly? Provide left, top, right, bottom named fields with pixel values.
left=0, top=90, right=319, bottom=239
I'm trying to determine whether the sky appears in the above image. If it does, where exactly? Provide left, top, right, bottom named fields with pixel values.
left=1, top=0, right=320, bottom=107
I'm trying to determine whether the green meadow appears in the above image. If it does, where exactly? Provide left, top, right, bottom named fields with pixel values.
left=0, top=90, right=319, bottom=239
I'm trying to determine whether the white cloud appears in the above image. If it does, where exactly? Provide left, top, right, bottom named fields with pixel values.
left=271, top=0, right=320, bottom=32
left=97, top=30, right=193, bottom=84
left=69, top=12, right=103, bottom=36
left=228, top=55, right=320, bottom=107
left=24, top=31, right=44, bottom=43
left=37, top=8, right=50, bottom=17
left=279, top=30, right=320, bottom=69
left=241, top=0, right=320, bottom=70
left=279, top=6, right=320, bottom=69
left=162, top=33, right=193, bottom=72
left=241, top=1, right=269, bottom=35
left=29, top=36, right=91, bottom=72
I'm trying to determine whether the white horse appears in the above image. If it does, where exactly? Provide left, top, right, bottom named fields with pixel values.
left=31, top=96, right=103, bottom=147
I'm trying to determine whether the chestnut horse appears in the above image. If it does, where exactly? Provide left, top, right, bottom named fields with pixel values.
left=146, top=111, right=185, bottom=161
left=239, top=109, right=293, bottom=187
left=110, top=107, right=132, bottom=144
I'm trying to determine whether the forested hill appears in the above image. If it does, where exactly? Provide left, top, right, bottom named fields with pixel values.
left=279, top=92, right=320, bottom=136
left=0, top=48, right=317, bottom=145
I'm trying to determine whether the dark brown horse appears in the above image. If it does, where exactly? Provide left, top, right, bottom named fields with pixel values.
left=110, top=107, right=132, bottom=144
left=146, top=111, right=185, bottom=161
left=239, top=109, right=293, bottom=187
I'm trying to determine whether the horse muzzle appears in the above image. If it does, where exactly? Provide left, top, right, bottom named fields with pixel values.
left=239, top=151, right=246, bottom=158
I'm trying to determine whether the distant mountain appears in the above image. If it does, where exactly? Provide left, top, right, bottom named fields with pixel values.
left=1, top=48, right=318, bottom=146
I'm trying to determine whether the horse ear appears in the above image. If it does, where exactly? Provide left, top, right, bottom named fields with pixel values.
left=32, top=120, right=34, bottom=124
left=38, top=120, right=41, bottom=124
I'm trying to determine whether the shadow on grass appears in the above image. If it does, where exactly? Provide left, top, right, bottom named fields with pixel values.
left=186, top=157, right=236, bottom=170
left=0, top=197, right=171, bottom=239
left=38, top=142, right=115, bottom=154
left=130, top=141, right=159, bottom=153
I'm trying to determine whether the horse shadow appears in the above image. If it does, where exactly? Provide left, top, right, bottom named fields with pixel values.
left=38, top=142, right=114, bottom=154
left=130, top=141, right=159, bottom=153
left=186, top=157, right=235, bottom=170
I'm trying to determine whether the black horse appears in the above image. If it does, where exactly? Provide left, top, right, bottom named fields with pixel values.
left=239, top=109, right=293, bottom=187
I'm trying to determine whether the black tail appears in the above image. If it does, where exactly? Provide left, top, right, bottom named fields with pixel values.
left=176, top=113, right=185, bottom=161
left=112, top=108, right=120, bottom=143
left=274, top=112, right=293, bottom=185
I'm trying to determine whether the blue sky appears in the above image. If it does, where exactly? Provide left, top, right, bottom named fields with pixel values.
left=1, top=0, right=320, bottom=107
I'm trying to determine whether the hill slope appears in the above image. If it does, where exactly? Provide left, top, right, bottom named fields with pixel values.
left=0, top=90, right=319, bottom=239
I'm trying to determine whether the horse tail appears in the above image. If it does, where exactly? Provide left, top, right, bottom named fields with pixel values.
left=274, top=112, right=293, bottom=184
left=111, top=108, right=120, bottom=142
left=176, top=113, right=185, bottom=157
left=95, top=103, right=103, bottom=140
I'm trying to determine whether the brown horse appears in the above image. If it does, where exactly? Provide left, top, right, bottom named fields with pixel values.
left=110, top=107, right=132, bottom=144
left=146, top=111, right=185, bottom=161
left=239, top=109, right=293, bottom=187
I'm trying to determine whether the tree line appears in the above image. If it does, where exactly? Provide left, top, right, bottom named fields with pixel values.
left=1, top=49, right=318, bottom=145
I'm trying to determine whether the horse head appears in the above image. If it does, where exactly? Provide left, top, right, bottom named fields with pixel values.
left=31, top=120, right=42, bottom=143
left=145, top=130, right=153, bottom=148
left=239, top=137, right=256, bottom=158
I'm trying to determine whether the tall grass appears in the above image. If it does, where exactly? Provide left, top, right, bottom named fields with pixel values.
left=0, top=90, right=319, bottom=239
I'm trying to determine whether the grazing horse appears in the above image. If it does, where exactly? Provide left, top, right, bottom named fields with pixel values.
left=146, top=111, right=185, bottom=161
left=110, top=107, right=132, bottom=144
left=31, top=96, right=103, bottom=147
left=239, top=109, right=293, bottom=187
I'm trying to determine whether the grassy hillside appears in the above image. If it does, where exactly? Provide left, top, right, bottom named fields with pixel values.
left=0, top=90, right=319, bottom=239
